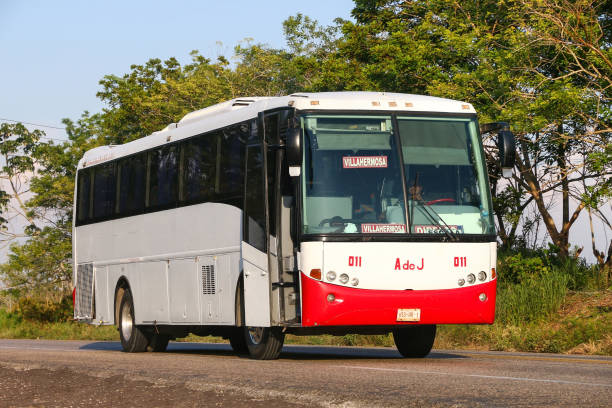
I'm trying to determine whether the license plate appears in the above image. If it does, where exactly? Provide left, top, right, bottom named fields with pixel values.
left=397, top=308, right=421, bottom=322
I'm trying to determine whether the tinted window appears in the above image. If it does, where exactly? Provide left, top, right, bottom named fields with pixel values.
left=93, top=163, right=116, bottom=219
left=245, top=121, right=266, bottom=251
left=76, top=169, right=92, bottom=224
left=182, top=133, right=217, bottom=203
left=218, top=125, right=246, bottom=205
left=148, top=145, right=179, bottom=208
left=265, top=114, right=279, bottom=235
left=117, top=153, right=146, bottom=215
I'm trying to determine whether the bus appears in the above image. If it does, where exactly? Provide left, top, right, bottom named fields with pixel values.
left=73, top=92, right=515, bottom=359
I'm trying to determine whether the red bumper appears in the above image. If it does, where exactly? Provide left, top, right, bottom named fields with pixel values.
left=300, top=273, right=496, bottom=327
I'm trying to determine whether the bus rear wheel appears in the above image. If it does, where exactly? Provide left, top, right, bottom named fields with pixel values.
left=393, top=324, right=436, bottom=358
left=244, top=326, right=284, bottom=360
left=118, top=289, right=149, bottom=352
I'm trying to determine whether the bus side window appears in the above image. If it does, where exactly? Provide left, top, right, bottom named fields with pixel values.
left=147, top=145, right=179, bottom=209
left=245, top=120, right=266, bottom=252
left=116, top=153, right=146, bottom=216
left=76, top=169, right=92, bottom=224
left=182, top=133, right=217, bottom=204
left=218, top=125, right=245, bottom=207
left=92, top=162, right=116, bottom=220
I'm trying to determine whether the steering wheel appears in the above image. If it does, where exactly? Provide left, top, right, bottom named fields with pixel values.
left=426, top=198, right=456, bottom=206
left=319, top=216, right=349, bottom=227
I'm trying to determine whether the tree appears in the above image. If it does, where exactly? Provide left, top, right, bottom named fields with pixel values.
left=0, top=43, right=309, bottom=304
left=0, top=123, right=43, bottom=245
left=306, top=0, right=611, bottom=258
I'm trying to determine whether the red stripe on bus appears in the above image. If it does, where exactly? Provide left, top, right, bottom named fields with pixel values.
left=300, top=273, right=496, bottom=327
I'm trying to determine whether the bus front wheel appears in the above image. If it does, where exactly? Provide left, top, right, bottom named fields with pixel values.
left=118, top=289, right=149, bottom=352
left=393, top=325, right=436, bottom=358
left=244, top=327, right=284, bottom=360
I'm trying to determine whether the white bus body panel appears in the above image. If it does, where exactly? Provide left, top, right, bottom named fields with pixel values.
left=74, top=203, right=242, bottom=325
left=300, top=241, right=495, bottom=291
left=241, top=242, right=271, bottom=327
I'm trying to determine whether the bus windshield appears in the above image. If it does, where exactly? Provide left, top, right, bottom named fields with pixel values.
left=301, top=114, right=495, bottom=236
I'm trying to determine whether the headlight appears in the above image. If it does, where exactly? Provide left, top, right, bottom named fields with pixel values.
left=458, top=278, right=465, bottom=286
left=467, top=273, right=476, bottom=284
left=339, top=273, right=349, bottom=284
left=478, top=271, right=487, bottom=281
left=326, top=271, right=336, bottom=281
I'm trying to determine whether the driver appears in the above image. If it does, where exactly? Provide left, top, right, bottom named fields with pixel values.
left=354, top=192, right=377, bottom=220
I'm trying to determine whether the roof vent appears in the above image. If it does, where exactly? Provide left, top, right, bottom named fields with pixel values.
left=232, top=98, right=257, bottom=107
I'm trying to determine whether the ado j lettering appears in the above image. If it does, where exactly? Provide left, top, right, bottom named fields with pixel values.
left=394, top=258, right=424, bottom=271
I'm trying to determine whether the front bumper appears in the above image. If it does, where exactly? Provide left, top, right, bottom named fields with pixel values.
left=300, top=273, right=496, bottom=327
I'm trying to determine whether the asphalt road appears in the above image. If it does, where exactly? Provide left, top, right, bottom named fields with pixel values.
left=0, top=339, right=611, bottom=407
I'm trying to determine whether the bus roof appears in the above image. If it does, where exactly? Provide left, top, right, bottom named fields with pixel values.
left=78, top=92, right=476, bottom=169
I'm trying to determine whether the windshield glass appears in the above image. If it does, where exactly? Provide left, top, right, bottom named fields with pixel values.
left=399, top=117, right=494, bottom=235
left=300, top=114, right=494, bottom=235
left=301, top=115, right=407, bottom=234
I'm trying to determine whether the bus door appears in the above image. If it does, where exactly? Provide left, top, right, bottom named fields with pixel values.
left=263, top=109, right=299, bottom=325
left=242, top=117, right=271, bottom=327
left=242, top=109, right=298, bottom=327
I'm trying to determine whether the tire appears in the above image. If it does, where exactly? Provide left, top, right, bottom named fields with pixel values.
left=147, top=334, right=170, bottom=352
left=118, top=289, right=149, bottom=352
left=393, top=324, right=436, bottom=358
left=244, top=326, right=284, bottom=360
left=229, top=328, right=248, bottom=354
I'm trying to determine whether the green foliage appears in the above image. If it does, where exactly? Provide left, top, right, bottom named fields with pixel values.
left=0, top=308, right=119, bottom=340
left=498, top=252, right=551, bottom=285
left=0, top=122, right=44, bottom=227
left=496, top=269, right=569, bottom=325
left=0, top=225, right=72, bottom=301
left=1, top=1, right=609, bottom=351
left=304, top=0, right=612, bottom=257
left=16, top=294, right=73, bottom=323
left=436, top=294, right=612, bottom=354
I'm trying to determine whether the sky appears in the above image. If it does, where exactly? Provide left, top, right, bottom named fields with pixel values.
left=0, top=0, right=610, bottom=263
left=0, top=0, right=355, bottom=141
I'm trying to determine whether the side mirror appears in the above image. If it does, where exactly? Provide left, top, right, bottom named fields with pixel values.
left=498, top=129, right=515, bottom=177
left=286, top=127, right=302, bottom=176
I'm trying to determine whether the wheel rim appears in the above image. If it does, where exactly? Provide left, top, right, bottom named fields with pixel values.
left=248, top=327, right=264, bottom=345
left=120, top=302, right=133, bottom=341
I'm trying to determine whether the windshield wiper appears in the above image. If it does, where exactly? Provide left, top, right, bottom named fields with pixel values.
left=413, top=201, right=458, bottom=241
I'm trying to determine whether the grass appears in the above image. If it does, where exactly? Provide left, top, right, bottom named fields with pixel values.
left=2, top=257, right=610, bottom=355
left=434, top=290, right=612, bottom=355
left=3, top=291, right=609, bottom=355
left=0, top=309, right=118, bottom=341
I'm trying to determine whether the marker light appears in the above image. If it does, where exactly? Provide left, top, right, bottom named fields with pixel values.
left=309, top=269, right=321, bottom=280
left=467, top=273, right=476, bottom=284
left=478, top=271, right=487, bottom=281
left=479, top=293, right=487, bottom=302
left=351, top=277, right=359, bottom=286
left=327, top=293, right=336, bottom=303
left=491, top=268, right=496, bottom=279
left=458, top=278, right=465, bottom=287
left=339, top=273, right=349, bottom=284
left=326, top=271, right=337, bottom=281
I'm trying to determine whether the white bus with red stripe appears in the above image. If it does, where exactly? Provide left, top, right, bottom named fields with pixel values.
left=73, top=92, right=514, bottom=359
